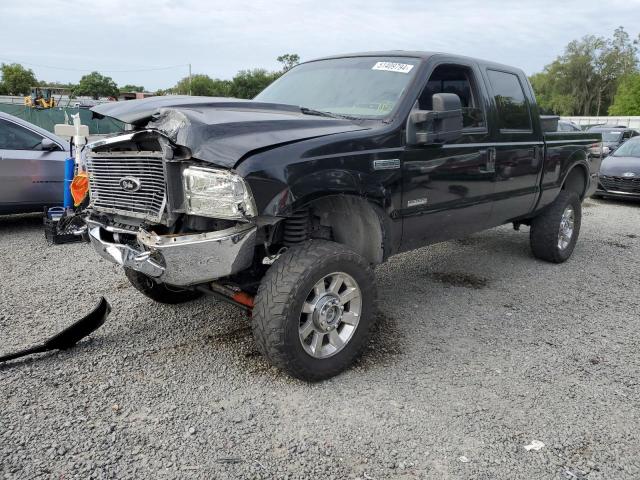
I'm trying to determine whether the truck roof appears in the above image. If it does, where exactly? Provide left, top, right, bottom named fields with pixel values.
left=305, top=50, right=523, bottom=75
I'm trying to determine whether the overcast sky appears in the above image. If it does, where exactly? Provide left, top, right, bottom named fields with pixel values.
left=1, top=0, right=639, bottom=91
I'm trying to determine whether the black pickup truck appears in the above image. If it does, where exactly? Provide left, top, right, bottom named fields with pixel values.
left=86, top=51, right=602, bottom=381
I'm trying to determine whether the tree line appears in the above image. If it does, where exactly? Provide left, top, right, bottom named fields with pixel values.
left=0, top=54, right=300, bottom=101
left=3, top=36, right=639, bottom=116
left=530, top=26, right=640, bottom=116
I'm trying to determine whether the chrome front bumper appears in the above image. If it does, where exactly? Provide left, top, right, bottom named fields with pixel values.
left=87, top=221, right=257, bottom=286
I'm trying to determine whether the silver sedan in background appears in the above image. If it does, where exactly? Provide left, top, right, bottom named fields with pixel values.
left=0, top=112, right=70, bottom=214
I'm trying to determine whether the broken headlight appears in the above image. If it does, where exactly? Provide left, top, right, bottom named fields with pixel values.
left=182, top=166, right=257, bottom=220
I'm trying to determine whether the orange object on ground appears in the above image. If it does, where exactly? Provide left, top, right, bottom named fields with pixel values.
left=70, top=172, right=89, bottom=206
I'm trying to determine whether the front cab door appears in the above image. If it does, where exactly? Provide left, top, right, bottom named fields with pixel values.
left=400, top=61, right=495, bottom=250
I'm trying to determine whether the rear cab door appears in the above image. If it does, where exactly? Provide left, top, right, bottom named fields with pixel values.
left=479, top=66, right=544, bottom=225
left=0, top=118, right=67, bottom=210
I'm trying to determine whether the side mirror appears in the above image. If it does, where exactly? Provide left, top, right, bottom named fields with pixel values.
left=406, top=93, right=463, bottom=146
left=40, top=138, right=58, bottom=151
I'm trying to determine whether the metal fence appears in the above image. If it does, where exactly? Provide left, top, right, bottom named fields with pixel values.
left=0, top=104, right=123, bottom=135
left=561, top=116, right=640, bottom=130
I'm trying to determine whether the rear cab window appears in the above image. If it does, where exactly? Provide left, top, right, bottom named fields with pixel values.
left=486, top=69, right=532, bottom=132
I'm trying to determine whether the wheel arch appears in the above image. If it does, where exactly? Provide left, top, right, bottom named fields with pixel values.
left=298, top=194, right=393, bottom=265
left=561, top=161, right=589, bottom=200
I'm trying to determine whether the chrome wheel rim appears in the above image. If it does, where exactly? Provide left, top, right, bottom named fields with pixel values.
left=298, top=272, right=362, bottom=359
left=558, top=206, right=575, bottom=250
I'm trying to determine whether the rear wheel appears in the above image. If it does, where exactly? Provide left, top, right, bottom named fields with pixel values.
left=530, top=190, right=581, bottom=263
left=124, top=268, right=202, bottom=304
left=252, top=240, right=376, bottom=381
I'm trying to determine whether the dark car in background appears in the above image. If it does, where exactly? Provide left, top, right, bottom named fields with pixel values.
left=597, top=136, right=640, bottom=200
left=0, top=112, right=70, bottom=214
left=588, top=126, right=639, bottom=156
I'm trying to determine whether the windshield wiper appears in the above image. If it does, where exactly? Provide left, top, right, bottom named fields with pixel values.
left=300, top=107, right=360, bottom=121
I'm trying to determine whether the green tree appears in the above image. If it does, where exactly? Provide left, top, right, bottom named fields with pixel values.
left=0, top=63, right=38, bottom=95
left=592, top=27, right=639, bottom=115
left=229, top=69, right=280, bottom=99
left=529, top=27, right=639, bottom=116
left=73, top=71, right=119, bottom=99
left=39, top=80, right=77, bottom=91
left=119, top=84, right=145, bottom=93
left=529, top=70, right=577, bottom=115
left=277, top=53, right=300, bottom=72
left=173, top=74, right=232, bottom=96
left=609, top=73, right=640, bottom=115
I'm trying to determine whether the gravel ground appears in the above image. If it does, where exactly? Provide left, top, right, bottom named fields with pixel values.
left=1, top=197, right=639, bottom=479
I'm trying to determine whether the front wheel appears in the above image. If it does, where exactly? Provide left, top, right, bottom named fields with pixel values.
left=530, top=190, right=582, bottom=263
left=252, top=240, right=376, bottom=381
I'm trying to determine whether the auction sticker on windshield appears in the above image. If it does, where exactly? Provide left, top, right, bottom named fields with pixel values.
left=372, top=62, right=414, bottom=73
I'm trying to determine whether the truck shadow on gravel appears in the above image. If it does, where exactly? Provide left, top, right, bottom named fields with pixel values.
left=454, top=236, right=483, bottom=246
left=425, top=271, right=489, bottom=289
left=453, top=230, right=533, bottom=259
left=355, top=310, right=403, bottom=370
left=0, top=213, right=42, bottom=230
left=604, top=240, right=632, bottom=249
left=207, top=324, right=253, bottom=345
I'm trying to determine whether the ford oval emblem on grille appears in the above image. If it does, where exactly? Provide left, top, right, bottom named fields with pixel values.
left=622, top=172, right=636, bottom=178
left=119, top=176, right=141, bottom=192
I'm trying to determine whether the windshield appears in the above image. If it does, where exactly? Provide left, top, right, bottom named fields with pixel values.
left=255, top=57, right=420, bottom=118
left=613, top=137, right=640, bottom=158
left=597, top=130, right=623, bottom=142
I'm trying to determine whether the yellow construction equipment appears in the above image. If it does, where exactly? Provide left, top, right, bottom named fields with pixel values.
left=25, top=87, right=56, bottom=108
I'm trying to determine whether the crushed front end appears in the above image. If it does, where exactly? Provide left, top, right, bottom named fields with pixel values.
left=84, top=129, right=258, bottom=288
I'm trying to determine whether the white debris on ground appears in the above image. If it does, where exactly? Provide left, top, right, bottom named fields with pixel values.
left=524, top=440, right=545, bottom=451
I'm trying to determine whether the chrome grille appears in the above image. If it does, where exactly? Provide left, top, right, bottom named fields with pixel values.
left=600, top=175, right=640, bottom=194
left=87, top=152, right=166, bottom=222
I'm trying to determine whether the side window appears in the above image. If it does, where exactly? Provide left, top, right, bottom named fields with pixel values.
left=487, top=70, right=532, bottom=131
left=0, top=119, right=44, bottom=150
left=418, top=64, right=485, bottom=130
left=622, top=131, right=632, bottom=140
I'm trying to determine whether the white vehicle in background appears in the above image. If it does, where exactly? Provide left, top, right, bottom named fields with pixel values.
left=0, top=112, right=69, bottom=214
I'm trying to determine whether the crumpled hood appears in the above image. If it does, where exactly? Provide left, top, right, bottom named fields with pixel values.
left=600, top=155, right=640, bottom=176
left=91, top=96, right=369, bottom=167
